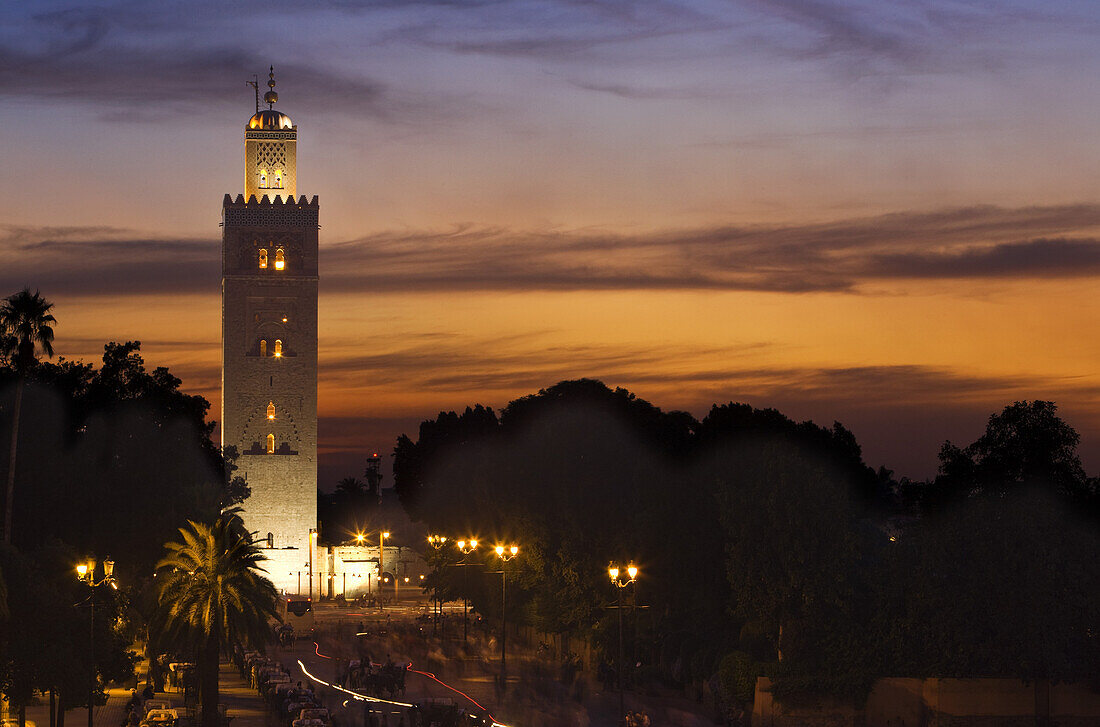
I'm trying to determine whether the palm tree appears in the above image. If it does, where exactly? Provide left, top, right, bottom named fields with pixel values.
left=1, top=288, right=56, bottom=545
left=153, top=512, right=278, bottom=727
left=335, top=476, right=366, bottom=496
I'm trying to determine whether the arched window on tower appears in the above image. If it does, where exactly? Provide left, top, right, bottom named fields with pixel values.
left=274, top=339, right=283, bottom=357
left=267, top=532, right=274, bottom=548
left=259, top=339, right=267, bottom=357
left=259, top=169, right=268, bottom=189
left=274, top=170, right=283, bottom=188
left=266, top=434, right=275, bottom=454
left=274, top=248, right=286, bottom=270
left=267, top=402, right=276, bottom=420
left=258, top=248, right=268, bottom=269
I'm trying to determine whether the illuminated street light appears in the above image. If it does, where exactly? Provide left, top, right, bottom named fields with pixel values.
left=495, top=544, right=520, bottom=692
left=309, top=529, right=318, bottom=601
left=76, top=558, right=118, bottom=727
left=378, top=530, right=390, bottom=611
left=455, top=538, right=478, bottom=642
left=608, top=561, right=640, bottom=724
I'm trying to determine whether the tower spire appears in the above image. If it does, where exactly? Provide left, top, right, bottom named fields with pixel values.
left=264, top=66, right=279, bottom=109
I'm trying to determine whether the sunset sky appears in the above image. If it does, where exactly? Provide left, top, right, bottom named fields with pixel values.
left=4, top=0, right=1100, bottom=485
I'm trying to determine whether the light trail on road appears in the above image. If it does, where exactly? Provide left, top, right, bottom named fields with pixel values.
left=297, top=659, right=414, bottom=708
left=305, top=641, right=510, bottom=727
left=405, top=662, right=501, bottom=725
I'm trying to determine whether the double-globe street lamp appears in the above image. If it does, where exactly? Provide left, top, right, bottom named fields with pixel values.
left=427, top=535, right=480, bottom=642
left=426, top=534, right=449, bottom=633
left=76, top=558, right=117, bottom=727
left=455, top=539, right=478, bottom=643
left=609, top=562, right=639, bottom=724
left=495, top=544, right=519, bottom=692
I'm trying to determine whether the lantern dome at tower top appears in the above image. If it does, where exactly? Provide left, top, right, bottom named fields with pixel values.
left=248, top=67, right=293, bottom=129
left=248, top=109, right=294, bottom=130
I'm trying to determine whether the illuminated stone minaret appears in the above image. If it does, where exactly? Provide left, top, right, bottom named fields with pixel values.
left=221, top=68, right=317, bottom=590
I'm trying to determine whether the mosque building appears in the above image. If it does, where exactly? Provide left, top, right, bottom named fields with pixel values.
left=220, top=67, right=319, bottom=594
left=220, top=69, right=424, bottom=597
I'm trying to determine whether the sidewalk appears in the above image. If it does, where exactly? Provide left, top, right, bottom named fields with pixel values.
left=23, top=685, right=146, bottom=727
left=215, top=661, right=276, bottom=727
left=22, top=662, right=272, bottom=727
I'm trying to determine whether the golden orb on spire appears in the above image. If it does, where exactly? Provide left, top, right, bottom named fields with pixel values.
left=263, top=66, right=279, bottom=107
left=249, top=66, right=292, bottom=129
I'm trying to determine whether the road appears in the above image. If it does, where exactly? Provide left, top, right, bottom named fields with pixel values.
left=279, top=600, right=714, bottom=727
left=279, top=602, right=510, bottom=726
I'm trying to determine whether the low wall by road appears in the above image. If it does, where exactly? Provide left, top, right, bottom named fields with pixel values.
left=753, top=676, right=1100, bottom=727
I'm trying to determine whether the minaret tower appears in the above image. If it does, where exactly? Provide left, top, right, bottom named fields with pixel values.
left=221, top=68, right=318, bottom=591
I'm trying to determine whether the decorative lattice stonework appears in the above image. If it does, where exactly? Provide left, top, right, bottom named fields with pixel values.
left=255, top=142, right=287, bottom=173
left=224, top=206, right=318, bottom=228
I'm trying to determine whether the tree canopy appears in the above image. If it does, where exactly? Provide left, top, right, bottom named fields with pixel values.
left=397, top=383, right=1100, bottom=703
left=1, top=331, right=243, bottom=719
left=1, top=341, right=235, bottom=576
left=935, top=400, right=1097, bottom=508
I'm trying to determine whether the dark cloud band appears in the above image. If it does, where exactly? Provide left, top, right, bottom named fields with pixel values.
left=5, top=204, right=1100, bottom=297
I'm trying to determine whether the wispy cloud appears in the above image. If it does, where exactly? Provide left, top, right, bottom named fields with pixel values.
left=0, top=226, right=219, bottom=295
left=395, top=0, right=719, bottom=59
left=747, top=0, right=918, bottom=64
left=0, top=6, right=439, bottom=123
left=7, top=204, right=1100, bottom=298
left=566, top=78, right=721, bottom=100
left=322, top=204, right=1100, bottom=293
left=736, top=0, right=1085, bottom=85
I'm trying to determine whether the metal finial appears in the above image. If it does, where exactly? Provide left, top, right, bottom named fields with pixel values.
left=264, top=66, right=278, bottom=108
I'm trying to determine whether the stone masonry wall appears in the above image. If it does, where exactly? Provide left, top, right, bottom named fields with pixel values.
left=222, top=196, right=318, bottom=575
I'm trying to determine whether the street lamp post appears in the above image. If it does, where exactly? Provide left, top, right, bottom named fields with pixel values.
left=76, top=558, right=116, bottom=727
left=308, top=529, right=317, bottom=601
left=427, top=535, right=448, bottom=634
left=378, top=530, right=390, bottom=611
left=456, top=539, right=478, bottom=643
left=495, top=544, right=519, bottom=693
left=609, top=562, right=639, bottom=725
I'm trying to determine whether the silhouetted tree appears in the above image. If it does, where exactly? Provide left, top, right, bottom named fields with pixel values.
left=400, top=380, right=730, bottom=677
left=933, top=400, right=1096, bottom=509
left=0, top=543, right=136, bottom=723
left=336, top=476, right=366, bottom=497
left=1, top=341, right=234, bottom=576
left=698, top=403, right=880, bottom=509
left=221, top=446, right=251, bottom=510
left=393, top=404, right=499, bottom=519
left=873, top=486, right=1100, bottom=682
left=1, top=288, right=56, bottom=544
left=397, top=384, right=1100, bottom=701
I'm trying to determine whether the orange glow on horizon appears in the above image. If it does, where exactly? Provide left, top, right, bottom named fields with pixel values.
left=35, top=272, right=1100, bottom=480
